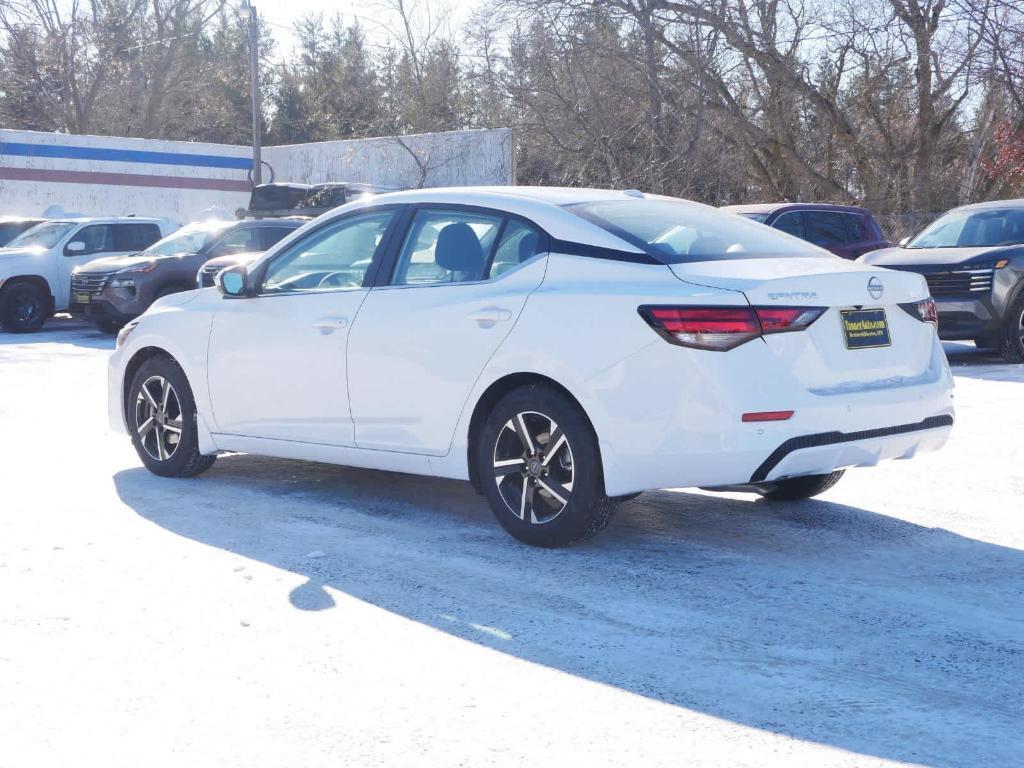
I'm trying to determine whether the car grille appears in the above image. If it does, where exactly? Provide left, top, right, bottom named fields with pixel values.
left=923, top=269, right=994, bottom=297
left=71, top=270, right=115, bottom=296
left=199, top=264, right=223, bottom=288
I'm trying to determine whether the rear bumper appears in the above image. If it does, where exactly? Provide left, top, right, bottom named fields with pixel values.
left=750, top=414, right=953, bottom=483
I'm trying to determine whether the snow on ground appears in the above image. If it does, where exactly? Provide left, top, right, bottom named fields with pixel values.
left=0, top=320, right=1021, bottom=768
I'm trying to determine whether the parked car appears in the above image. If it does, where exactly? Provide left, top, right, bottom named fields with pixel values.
left=860, top=199, right=1024, bottom=362
left=0, top=217, right=46, bottom=248
left=71, top=218, right=303, bottom=333
left=109, top=187, right=954, bottom=547
left=238, top=182, right=393, bottom=219
left=196, top=220, right=304, bottom=288
left=0, top=217, right=173, bottom=332
left=722, top=203, right=892, bottom=259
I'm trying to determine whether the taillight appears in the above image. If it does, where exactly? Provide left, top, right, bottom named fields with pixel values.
left=899, top=298, right=938, bottom=324
left=639, top=305, right=825, bottom=351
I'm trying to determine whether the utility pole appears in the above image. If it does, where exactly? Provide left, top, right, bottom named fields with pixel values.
left=243, top=1, right=262, bottom=185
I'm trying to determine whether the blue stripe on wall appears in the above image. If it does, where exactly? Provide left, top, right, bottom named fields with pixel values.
left=0, top=141, right=253, bottom=170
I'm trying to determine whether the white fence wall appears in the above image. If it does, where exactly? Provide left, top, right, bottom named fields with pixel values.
left=0, top=128, right=514, bottom=223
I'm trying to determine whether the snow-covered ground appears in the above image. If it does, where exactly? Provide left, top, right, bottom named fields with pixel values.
left=1, top=319, right=1021, bottom=768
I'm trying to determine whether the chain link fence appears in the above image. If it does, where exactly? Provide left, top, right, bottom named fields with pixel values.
left=873, top=211, right=946, bottom=244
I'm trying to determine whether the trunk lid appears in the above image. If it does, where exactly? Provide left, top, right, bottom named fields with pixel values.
left=668, top=257, right=938, bottom=393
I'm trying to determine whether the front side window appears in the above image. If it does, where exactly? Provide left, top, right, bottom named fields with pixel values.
left=772, top=212, right=805, bottom=239
left=567, top=199, right=823, bottom=264
left=8, top=221, right=76, bottom=250
left=803, top=212, right=851, bottom=246
left=261, top=210, right=395, bottom=293
left=909, top=208, right=1024, bottom=248
left=392, top=210, right=502, bottom=286
left=68, top=224, right=112, bottom=255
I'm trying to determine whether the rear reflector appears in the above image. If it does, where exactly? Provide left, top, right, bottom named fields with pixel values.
left=742, top=410, right=795, bottom=422
left=639, top=305, right=826, bottom=351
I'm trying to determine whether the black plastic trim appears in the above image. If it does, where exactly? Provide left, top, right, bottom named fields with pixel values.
left=750, top=414, right=954, bottom=483
left=549, top=238, right=660, bottom=264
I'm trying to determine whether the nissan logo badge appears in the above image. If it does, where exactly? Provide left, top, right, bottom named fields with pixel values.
left=867, top=276, right=884, bottom=300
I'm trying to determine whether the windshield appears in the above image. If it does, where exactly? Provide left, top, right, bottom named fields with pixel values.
left=567, top=199, right=824, bottom=263
left=909, top=207, right=1024, bottom=248
left=141, top=222, right=230, bottom=257
left=7, top=221, right=76, bottom=249
left=737, top=212, right=769, bottom=223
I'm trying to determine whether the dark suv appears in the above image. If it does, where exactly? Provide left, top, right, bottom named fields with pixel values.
left=722, top=203, right=891, bottom=259
left=71, top=218, right=303, bottom=332
left=860, top=199, right=1024, bottom=362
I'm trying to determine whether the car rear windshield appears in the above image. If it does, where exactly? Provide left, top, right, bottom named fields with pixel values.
left=908, top=207, right=1024, bottom=248
left=565, top=199, right=824, bottom=264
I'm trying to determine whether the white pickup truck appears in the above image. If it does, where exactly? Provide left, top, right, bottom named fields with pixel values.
left=0, top=217, right=176, bottom=332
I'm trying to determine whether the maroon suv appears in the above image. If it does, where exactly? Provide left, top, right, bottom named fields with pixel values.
left=721, top=203, right=891, bottom=259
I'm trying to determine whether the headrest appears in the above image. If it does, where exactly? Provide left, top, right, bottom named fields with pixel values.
left=435, top=222, right=485, bottom=275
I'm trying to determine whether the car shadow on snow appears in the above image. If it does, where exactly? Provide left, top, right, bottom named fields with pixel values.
left=113, top=454, right=1023, bottom=768
left=0, top=315, right=115, bottom=351
left=943, top=340, right=1024, bottom=382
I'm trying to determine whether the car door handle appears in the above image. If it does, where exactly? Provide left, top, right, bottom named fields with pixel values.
left=468, top=308, right=513, bottom=328
left=312, top=316, right=349, bottom=335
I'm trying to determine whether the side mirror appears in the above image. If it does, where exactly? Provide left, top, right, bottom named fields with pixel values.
left=217, top=264, right=249, bottom=297
left=65, top=241, right=86, bottom=254
left=898, top=236, right=910, bottom=247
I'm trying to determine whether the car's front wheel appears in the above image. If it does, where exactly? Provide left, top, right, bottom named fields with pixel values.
left=127, top=354, right=216, bottom=478
left=1, top=282, right=48, bottom=332
left=999, top=292, right=1024, bottom=363
left=477, top=385, right=617, bottom=547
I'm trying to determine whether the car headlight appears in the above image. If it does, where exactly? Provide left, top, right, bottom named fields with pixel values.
left=116, top=320, right=140, bottom=349
left=108, top=278, right=136, bottom=289
left=116, top=261, right=158, bottom=275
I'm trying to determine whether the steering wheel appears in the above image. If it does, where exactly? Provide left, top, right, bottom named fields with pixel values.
left=317, top=271, right=358, bottom=289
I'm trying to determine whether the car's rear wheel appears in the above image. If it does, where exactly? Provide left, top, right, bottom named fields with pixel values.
left=999, top=293, right=1024, bottom=363
left=1, top=282, right=48, bottom=332
left=128, top=354, right=216, bottom=478
left=763, top=470, right=845, bottom=501
left=477, top=385, right=616, bottom=547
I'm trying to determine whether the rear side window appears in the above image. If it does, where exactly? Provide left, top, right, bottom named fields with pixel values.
left=392, top=209, right=502, bottom=286
left=489, top=220, right=544, bottom=277
left=843, top=214, right=867, bottom=242
left=112, top=223, right=161, bottom=251
left=260, top=227, right=297, bottom=250
left=804, top=212, right=852, bottom=246
left=567, top=199, right=822, bottom=264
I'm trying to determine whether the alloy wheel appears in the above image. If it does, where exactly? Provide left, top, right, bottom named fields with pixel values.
left=492, top=411, right=575, bottom=524
left=13, top=293, right=40, bottom=323
left=134, top=375, right=183, bottom=461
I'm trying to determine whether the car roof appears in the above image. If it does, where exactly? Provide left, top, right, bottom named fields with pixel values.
left=0, top=216, right=44, bottom=223
left=951, top=198, right=1024, bottom=213
left=46, top=216, right=168, bottom=225
left=338, top=186, right=724, bottom=252
left=721, top=202, right=870, bottom=215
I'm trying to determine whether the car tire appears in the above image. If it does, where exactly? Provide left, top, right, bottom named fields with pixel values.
left=477, top=384, right=617, bottom=547
left=999, top=293, right=1024, bottom=364
left=763, top=470, right=845, bottom=501
left=95, top=317, right=120, bottom=334
left=0, top=281, right=48, bottom=333
left=127, top=354, right=216, bottom=478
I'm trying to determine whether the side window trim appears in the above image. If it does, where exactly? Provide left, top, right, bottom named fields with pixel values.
left=250, top=205, right=406, bottom=295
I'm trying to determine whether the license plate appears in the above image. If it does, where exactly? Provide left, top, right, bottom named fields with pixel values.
left=840, top=308, right=891, bottom=349
left=73, top=292, right=91, bottom=305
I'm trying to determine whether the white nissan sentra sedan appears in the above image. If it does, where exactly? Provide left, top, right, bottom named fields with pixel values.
left=108, top=187, right=954, bottom=547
